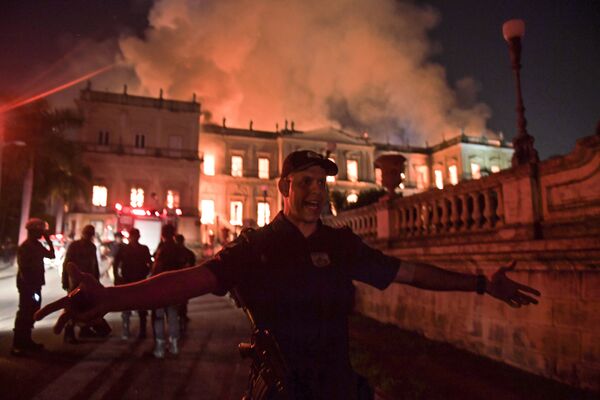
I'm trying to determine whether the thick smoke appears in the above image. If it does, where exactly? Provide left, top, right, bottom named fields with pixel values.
left=119, top=0, right=493, bottom=144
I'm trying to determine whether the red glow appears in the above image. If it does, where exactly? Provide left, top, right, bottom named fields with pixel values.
left=0, top=64, right=115, bottom=113
left=115, top=203, right=123, bottom=211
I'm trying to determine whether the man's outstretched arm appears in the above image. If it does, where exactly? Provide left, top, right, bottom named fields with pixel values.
left=35, top=261, right=219, bottom=333
left=396, top=260, right=540, bottom=307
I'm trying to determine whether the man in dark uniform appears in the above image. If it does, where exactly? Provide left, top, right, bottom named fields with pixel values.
left=11, top=218, right=55, bottom=356
left=62, top=224, right=103, bottom=343
left=37, top=151, right=540, bottom=399
left=175, top=233, right=196, bottom=333
left=113, top=228, right=152, bottom=339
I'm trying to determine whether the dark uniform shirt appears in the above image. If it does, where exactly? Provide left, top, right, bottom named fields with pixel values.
left=178, top=244, right=196, bottom=268
left=205, top=212, right=400, bottom=399
left=16, top=238, right=54, bottom=289
left=152, top=240, right=186, bottom=275
left=62, top=239, right=99, bottom=290
left=114, top=242, right=152, bottom=284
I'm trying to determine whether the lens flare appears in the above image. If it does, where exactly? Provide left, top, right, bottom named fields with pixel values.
left=0, top=64, right=115, bottom=113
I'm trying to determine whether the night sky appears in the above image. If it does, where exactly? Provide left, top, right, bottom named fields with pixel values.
left=1, top=0, right=598, bottom=159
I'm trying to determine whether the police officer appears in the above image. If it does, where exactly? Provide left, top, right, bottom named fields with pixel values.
left=113, top=228, right=152, bottom=339
left=36, top=150, right=541, bottom=399
left=11, top=218, right=55, bottom=356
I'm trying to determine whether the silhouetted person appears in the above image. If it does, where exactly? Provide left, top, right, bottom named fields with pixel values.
left=11, top=218, right=55, bottom=356
left=175, top=233, right=196, bottom=332
left=113, top=228, right=152, bottom=339
left=37, top=151, right=540, bottom=398
left=151, top=224, right=186, bottom=358
left=109, top=231, right=125, bottom=284
left=62, top=224, right=108, bottom=342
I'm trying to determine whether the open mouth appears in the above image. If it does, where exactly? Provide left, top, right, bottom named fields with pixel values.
left=304, top=200, right=321, bottom=211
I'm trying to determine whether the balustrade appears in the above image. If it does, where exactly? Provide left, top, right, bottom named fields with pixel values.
left=325, top=174, right=506, bottom=241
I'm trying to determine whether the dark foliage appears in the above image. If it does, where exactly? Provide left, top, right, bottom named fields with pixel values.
left=0, top=100, right=91, bottom=242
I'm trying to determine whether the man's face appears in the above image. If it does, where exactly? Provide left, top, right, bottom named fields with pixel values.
left=284, top=165, right=328, bottom=224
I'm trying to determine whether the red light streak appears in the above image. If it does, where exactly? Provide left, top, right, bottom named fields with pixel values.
left=0, top=64, right=115, bottom=113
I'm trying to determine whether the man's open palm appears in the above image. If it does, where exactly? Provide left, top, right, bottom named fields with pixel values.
left=486, top=261, right=541, bottom=307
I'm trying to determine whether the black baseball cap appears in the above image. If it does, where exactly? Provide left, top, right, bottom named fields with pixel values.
left=281, top=150, right=338, bottom=178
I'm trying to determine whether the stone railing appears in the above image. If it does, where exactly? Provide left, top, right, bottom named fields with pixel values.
left=325, top=134, right=600, bottom=392
left=79, top=142, right=201, bottom=161
left=324, top=168, right=522, bottom=246
left=392, top=176, right=505, bottom=238
left=325, top=204, right=378, bottom=240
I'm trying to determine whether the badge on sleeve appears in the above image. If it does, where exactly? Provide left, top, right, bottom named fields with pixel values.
left=311, top=252, right=331, bottom=267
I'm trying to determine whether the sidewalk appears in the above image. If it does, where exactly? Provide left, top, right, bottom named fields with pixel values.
left=349, top=314, right=598, bottom=400
left=0, top=259, right=16, bottom=280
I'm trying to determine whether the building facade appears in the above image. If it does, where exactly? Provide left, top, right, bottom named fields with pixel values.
left=65, top=85, right=201, bottom=252
left=199, top=122, right=513, bottom=247
left=63, top=88, right=512, bottom=249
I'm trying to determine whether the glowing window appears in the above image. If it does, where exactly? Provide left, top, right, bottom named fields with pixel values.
left=257, top=202, right=270, bottom=227
left=203, top=154, right=215, bottom=176
left=200, top=200, right=215, bottom=224
left=130, top=187, right=144, bottom=208
left=230, top=201, right=243, bottom=226
left=326, top=157, right=336, bottom=183
left=258, top=158, right=270, bottom=179
left=471, top=163, right=481, bottom=180
left=347, top=160, right=358, bottom=182
left=375, top=168, right=382, bottom=186
left=92, top=185, right=107, bottom=207
left=448, top=165, right=459, bottom=185
left=231, top=155, right=243, bottom=177
left=491, top=165, right=500, bottom=173
left=416, top=165, right=428, bottom=189
left=434, top=169, right=444, bottom=189
left=347, top=192, right=358, bottom=204
left=166, top=190, right=180, bottom=209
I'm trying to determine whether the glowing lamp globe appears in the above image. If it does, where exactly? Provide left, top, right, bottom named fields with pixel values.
left=503, top=19, right=525, bottom=41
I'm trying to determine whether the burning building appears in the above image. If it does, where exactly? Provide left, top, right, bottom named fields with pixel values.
left=62, top=85, right=512, bottom=251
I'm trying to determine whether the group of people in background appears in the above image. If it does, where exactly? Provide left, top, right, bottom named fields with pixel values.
left=11, top=218, right=196, bottom=359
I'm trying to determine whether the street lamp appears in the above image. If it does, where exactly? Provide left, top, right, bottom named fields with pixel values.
left=502, top=19, right=539, bottom=167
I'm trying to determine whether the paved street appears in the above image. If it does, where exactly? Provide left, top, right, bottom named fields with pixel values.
left=1, top=263, right=596, bottom=400
left=0, top=263, right=251, bottom=400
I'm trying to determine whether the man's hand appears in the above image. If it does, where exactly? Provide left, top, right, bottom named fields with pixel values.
left=43, top=232, right=52, bottom=243
left=35, top=262, right=108, bottom=334
left=486, top=261, right=541, bottom=307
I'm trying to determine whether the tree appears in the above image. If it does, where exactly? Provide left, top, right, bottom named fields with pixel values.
left=0, top=100, right=91, bottom=241
left=329, top=188, right=387, bottom=214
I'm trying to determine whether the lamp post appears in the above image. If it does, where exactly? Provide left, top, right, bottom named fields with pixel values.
left=502, top=19, right=539, bottom=167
